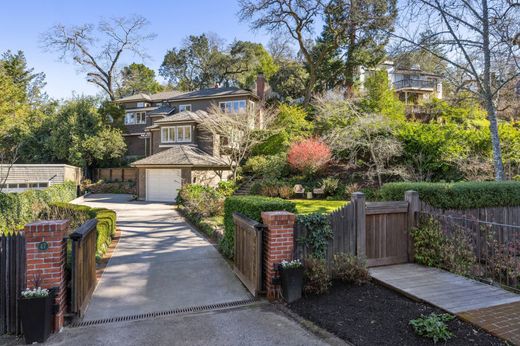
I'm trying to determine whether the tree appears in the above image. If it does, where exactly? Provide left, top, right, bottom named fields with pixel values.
left=117, top=63, right=163, bottom=97
left=360, top=70, right=405, bottom=119
left=1, top=50, right=47, bottom=104
left=394, top=0, right=520, bottom=180
left=160, top=34, right=277, bottom=90
left=41, top=15, right=155, bottom=100
left=269, top=61, right=309, bottom=101
left=287, top=138, right=332, bottom=176
left=239, top=0, right=344, bottom=104
left=195, top=105, right=277, bottom=181
left=318, top=0, right=398, bottom=95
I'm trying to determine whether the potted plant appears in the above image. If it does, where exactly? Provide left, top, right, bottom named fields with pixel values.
left=279, top=259, right=304, bottom=303
left=19, top=287, right=53, bottom=344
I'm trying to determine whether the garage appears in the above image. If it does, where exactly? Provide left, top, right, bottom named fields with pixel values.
left=145, top=169, right=181, bottom=202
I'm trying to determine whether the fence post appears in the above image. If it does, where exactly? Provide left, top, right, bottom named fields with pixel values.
left=404, top=190, right=420, bottom=262
left=352, top=192, right=366, bottom=258
left=24, top=220, right=69, bottom=333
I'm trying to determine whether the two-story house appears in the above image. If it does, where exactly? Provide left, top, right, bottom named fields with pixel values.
left=115, top=77, right=266, bottom=202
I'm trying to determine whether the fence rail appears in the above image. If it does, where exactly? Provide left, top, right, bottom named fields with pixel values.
left=233, top=213, right=264, bottom=296
left=69, top=219, right=98, bottom=317
left=0, top=233, right=25, bottom=335
left=419, top=211, right=520, bottom=292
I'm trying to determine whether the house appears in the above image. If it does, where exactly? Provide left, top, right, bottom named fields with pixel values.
left=359, top=61, right=443, bottom=104
left=0, top=164, right=81, bottom=193
left=114, top=75, right=267, bottom=202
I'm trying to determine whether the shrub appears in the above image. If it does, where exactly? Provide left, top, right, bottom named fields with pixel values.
left=344, top=183, right=360, bottom=199
left=296, top=213, right=333, bottom=259
left=216, top=180, right=236, bottom=197
left=287, top=138, right=332, bottom=176
left=83, top=180, right=136, bottom=194
left=410, top=313, right=454, bottom=344
left=303, top=256, right=331, bottom=295
left=177, top=184, right=224, bottom=218
left=243, top=154, right=289, bottom=179
left=332, top=253, right=370, bottom=284
left=250, top=179, right=293, bottom=199
left=380, top=181, right=520, bottom=209
left=321, top=177, right=340, bottom=196
left=222, top=195, right=296, bottom=258
left=411, top=217, right=445, bottom=268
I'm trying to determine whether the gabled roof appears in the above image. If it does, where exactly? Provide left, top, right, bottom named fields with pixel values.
left=115, top=93, right=151, bottom=103
left=153, top=110, right=207, bottom=124
left=149, top=90, right=186, bottom=101
left=148, top=105, right=175, bottom=116
left=131, top=145, right=228, bottom=167
left=167, top=87, right=255, bottom=101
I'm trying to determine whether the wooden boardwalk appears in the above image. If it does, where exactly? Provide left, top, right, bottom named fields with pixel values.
left=369, top=263, right=520, bottom=314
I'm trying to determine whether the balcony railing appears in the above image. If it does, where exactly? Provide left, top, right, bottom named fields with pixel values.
left=394, top=79, right=435, bottom=90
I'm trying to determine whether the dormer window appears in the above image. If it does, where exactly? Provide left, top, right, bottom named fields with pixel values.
left=219, top=100, right=247, bottom=113
left=179, top=104, right=192, bottom=112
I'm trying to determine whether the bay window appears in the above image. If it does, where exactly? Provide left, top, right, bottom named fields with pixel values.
left=161, top=125, right=192, bottom=143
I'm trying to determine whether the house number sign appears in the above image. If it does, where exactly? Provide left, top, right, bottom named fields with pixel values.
left=37, top=241, right=49, bottom=251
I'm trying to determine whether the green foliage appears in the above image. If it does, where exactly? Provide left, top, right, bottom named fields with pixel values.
left=118, top=63, right=163, bottom=97
left=410, top=313, right=454, bottom=344
left=216, top=180, right=236, bottom=197
left=303, top=256, right=331, bottom=295
left=177, top=184, right=224, bottom=218
left=332, top=253, right=370, bottom=284
left=411, top=217, right=445, bottom=268
left=269, top=61, right=309, bottom=101
left=291, top=199, right=347, bottom=214
left=380, top=181, right=520, bottom=209
left=321, top=177, right=340, bottom=196
left=296, top=213, right=333, bottom=259
left=360, top=70, right=405, bottom=120
left=243, top=154, right=289, bottom=179
left=222, top=195, right=296, bottom=258
left=83, top=181, right=136, bottom=195
left=0, top=182, right=77, bottom=231
left=250, top=179, right=293, bottom=199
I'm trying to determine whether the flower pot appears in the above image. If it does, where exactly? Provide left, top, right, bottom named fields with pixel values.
left=306, top=192, right=313, bottom=199
left=280, top=267, right=304, bottom=303
left=19, top=295, right=52, bottom=344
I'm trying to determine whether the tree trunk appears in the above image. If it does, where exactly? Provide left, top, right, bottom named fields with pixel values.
left=343, top=21, right=357, bottom=99
left=303, top=67, right=317, bottom=105
left=485, top=100, right=505, bottom=180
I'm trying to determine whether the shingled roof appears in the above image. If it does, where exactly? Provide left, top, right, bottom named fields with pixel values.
left=131, top=145, right=228, bottom=167
left=167, top=87, right=255, bottom=101
left=153, top=110, right=207, bottom=123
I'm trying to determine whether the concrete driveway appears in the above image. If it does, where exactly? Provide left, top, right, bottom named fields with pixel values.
left=74, top=194, right=251, bottom=321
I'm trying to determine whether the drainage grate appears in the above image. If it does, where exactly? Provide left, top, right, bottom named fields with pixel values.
left=70, top=298, right=260, bottom=328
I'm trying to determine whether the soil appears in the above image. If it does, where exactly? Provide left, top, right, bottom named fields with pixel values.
left=288, top=281, right=506, bottom=346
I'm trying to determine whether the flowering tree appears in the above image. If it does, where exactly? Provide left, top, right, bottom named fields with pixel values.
left=287, top=138, right=332, bottom=176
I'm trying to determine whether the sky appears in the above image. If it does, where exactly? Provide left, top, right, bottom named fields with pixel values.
left=0, top=0, right=271, bottom=99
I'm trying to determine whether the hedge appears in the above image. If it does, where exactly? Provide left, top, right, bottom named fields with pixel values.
left=222, top=195, right=296, bottom=258
left=47, top=203, right=117, bottom=257
left=0, top=181, right=77, bottom=232
left=380, top=181, right=520, bottom=209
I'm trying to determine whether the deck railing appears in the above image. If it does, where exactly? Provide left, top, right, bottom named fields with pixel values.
left=394, top=79, right=435, bottom=90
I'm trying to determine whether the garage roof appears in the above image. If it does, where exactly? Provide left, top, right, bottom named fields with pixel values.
left=131, top=145, right=228, bottom=167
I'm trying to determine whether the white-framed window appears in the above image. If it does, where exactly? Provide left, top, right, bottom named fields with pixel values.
left=137, top=102, right=149, bottom=108
left=161, top=127, right=176, bottom=143
left=176, top=125, right=192, bottom=142
left=125, top=112, right=146, bottom=124
left=179, top=104, right=192, bottom=112
left=124, top=112, right=135, bottom=125
left=219, top=100, right=247, bottom=113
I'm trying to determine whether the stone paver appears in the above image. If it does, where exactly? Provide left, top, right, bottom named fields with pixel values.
left=459, top=301, right=520, bottom=345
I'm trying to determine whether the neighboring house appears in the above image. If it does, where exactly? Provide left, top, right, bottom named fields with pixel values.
left=0, top=164, right=81, bottom=193
left=114, top=75, right=267, bottom=202
left=359, top=61, right=443, bottom=105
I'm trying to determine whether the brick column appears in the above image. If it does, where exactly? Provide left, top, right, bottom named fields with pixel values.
left=24, top=220, right=69, bottom=332
left=261, top=211, right=296, bottom=300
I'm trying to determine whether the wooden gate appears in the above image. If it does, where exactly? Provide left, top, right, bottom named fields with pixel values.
left=0, top=233, right=25, bottom=335
left=365, top=201, right=410, bottom=267
left=69, top=219, right=98, bottom=317
left=233, top=213, right=264, bottom=296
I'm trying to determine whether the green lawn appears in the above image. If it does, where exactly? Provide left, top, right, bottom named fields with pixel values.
left=290, top=199, right=348, bottom=214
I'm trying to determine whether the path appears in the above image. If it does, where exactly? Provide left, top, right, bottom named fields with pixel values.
left=370, top=263, right=520, bottom=344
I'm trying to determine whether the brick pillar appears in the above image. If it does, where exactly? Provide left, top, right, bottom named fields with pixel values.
left=261, top=211, right=296, bottom=300
left=24, top=220, right=69, bottom=332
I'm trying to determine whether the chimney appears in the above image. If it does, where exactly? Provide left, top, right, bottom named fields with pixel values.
left=256, top=73, right=265, bottom=100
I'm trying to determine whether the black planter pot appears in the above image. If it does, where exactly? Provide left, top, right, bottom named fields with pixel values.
left=280, top=267, right=304, bottom=303
left=19, top=295, right=52, bottom=344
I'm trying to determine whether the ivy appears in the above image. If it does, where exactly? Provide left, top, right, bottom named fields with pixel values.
left=297, top=213, right=333, bottom=259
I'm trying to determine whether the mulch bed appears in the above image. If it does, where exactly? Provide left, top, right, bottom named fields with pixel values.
left=288, top=281, right=506, bottom=345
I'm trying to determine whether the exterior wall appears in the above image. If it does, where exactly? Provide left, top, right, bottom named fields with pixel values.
left=0, top=164, right=80, bottom=193
left=169, top=95, right=255, bottom=113
left=196, top=126, right=219, bottom=156
left=191, top=168, right=231, bottom=187
left=136, top=167, right=191, bottom=200
left=124, top=135, right=146, bottom=157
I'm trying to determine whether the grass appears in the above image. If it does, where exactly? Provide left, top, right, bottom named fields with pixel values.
left=290, top=199, right=348, bottom=214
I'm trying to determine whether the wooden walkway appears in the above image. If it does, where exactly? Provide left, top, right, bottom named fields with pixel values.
left=369, top=263, right=520, bottom=314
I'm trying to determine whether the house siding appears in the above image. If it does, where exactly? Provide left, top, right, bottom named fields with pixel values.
left=125, top=135, right=145, bottom=157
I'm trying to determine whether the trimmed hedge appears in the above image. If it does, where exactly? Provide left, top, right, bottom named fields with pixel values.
left=0, top=181, right=77, bottom=232
left=46, top=203, right=117, bottom=257
left=380, top=181, right=520, bottom=209
left=222, top=195, right=296, bottom=258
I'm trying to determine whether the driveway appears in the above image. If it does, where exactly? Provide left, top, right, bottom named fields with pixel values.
left=73, top=194, right=250, bottom=321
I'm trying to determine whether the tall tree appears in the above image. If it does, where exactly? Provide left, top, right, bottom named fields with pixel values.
left=394, top=0, right=520, bottom=180
left=41, top=15, right=155, bottom=100
left=1, top=50, right=47, bottom=104
left=117, top=63, right=163, bottom=97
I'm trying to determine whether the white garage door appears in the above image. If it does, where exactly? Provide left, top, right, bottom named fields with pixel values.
left=146, top=169, right=181, bottom=202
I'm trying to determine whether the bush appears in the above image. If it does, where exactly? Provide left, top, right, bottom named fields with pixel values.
left=287, top=138, right=332, bottom=176
left=222, top=195, right=296, bottom=258
left=321, top=177, right=340, bottom=196
left=296, top=213, right=333, bottom=259
left=83, top=180, right=136, bottom=194
left=0, top=181, right=77, bottom=232
left=251, top=179, right=294, bottom=199
left=304, top=256, right=331, bottom=295
left=332, top=253, right=370, bottom=284
left=177, top=184, right=224, bottom=218
left=411, top=217, right=445, bottom=268
left=243, top=154, right=289, bottom=179
left=216, top=180, right=236, bottom=197
left=410, top=313, right=454, bottom=343
left=380, top=181, right=520, bottom=209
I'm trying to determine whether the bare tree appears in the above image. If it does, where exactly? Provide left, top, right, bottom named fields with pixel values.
left=0, top=145, right=20, bottom=194
left=41, top=15, right=155, bottom=100
left=393, top=0, right=520, bottom=180
left=195, top=105, right=277, bottom=181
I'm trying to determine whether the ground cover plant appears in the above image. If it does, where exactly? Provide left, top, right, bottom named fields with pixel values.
left=410, top=313, right=455, bottom=344
left=290, top=199, right=347, bottom=214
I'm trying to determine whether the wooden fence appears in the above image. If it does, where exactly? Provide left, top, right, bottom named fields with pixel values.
left=95, top=168, right=137, bottom=182
left=233, top=213, right=264, bottom=296
left=0, top=233, right=25, bottom=335
left=295, top=191, right=420, bottom=268
left=69, top=219, right=98, bottom=317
